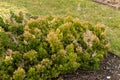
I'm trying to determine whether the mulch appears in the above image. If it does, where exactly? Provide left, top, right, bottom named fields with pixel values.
left=56, top=52, right=120, bottom=80
left=92, top=0, right=120, bottom=9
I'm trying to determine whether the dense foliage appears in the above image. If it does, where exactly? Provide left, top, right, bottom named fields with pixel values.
left=0, top=2, right=28, bottom=20
left=0, top=12, right=109, bottom=80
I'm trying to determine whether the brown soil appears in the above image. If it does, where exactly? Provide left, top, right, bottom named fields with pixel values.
left=93, top=0, right=120, bottom=9
left=55, top=52, right=120, bottom=80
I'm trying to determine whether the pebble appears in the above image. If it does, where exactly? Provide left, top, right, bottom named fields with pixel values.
left=106, top=76, right=111, bottom=79
left=118, top=74, right=120, bottom=76
left=106, top=67, right=110, bottom=70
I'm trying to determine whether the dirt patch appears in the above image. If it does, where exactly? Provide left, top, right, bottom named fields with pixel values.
left=93, top=0, right=120, bottom=9
left=55, top=53, right=120, bottom=80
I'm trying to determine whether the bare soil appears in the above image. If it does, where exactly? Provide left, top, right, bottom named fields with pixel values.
left=55, top=52, right=120, bottom=80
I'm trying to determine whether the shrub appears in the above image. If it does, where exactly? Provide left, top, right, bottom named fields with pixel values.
left=13, top=67, right=25, bottom=80
left=0, top=2, right=28, bottom=21
left=0, top=13, right=109, bottom=80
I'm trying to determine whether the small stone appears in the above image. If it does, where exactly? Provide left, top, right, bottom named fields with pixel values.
left=107, top=76, right=111, bottom=79
left=106, top=67, right=110, bottom=70
left=118, top=74, right=120, bottom=76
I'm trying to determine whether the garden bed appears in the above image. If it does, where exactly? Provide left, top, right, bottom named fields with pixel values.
left=56, top=53, right=120, bottom=80
left=0, top=1, right=120, bottom=80
left=93, top=0, right=120, bottom=9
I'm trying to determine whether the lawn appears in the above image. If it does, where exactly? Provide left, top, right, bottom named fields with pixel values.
left=1, top=0, right=120, bottom=56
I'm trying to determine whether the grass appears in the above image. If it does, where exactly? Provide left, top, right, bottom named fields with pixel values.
left=1, top=0, right=120, bottom=56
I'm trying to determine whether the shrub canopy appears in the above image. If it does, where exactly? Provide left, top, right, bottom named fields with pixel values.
left=0, top=12, right=109, bottom=80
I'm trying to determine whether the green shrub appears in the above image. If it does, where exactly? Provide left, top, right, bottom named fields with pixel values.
left=0, top=13, right=109, bottom=80
left=0, top=2, right=28, bottom=21
left=13, top=67, right=25, bottom=80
